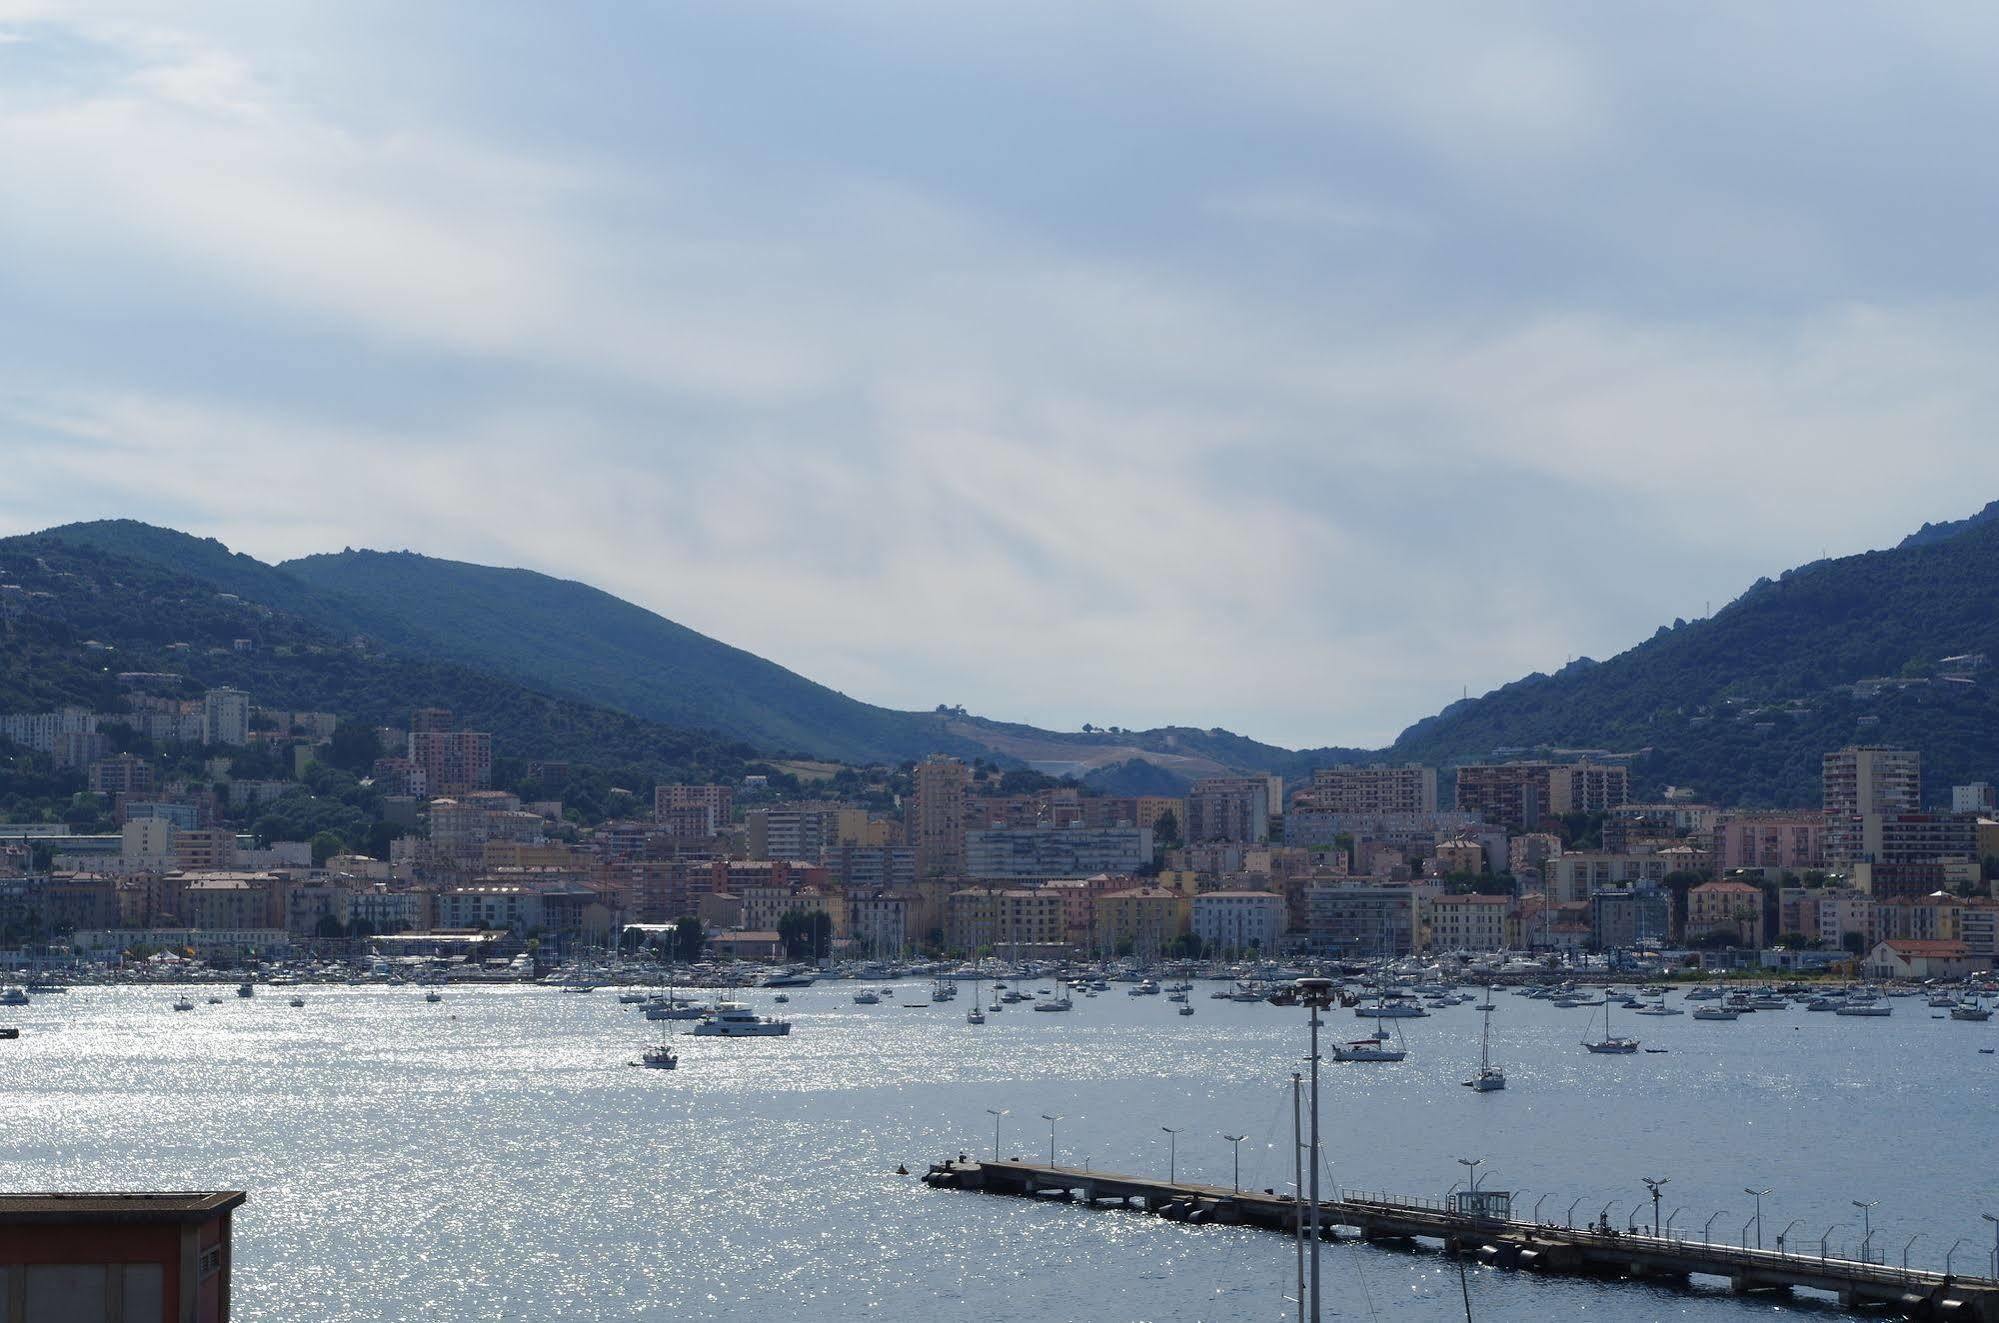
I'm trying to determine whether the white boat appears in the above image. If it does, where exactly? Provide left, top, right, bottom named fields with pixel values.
left=171, top=997, right=195, bottom=1012
left=852, top=990, right=881, bottom=1005
left=1835, top=1002, right=1892, bottom=1017
left=1582, top=996, right=1639, bottom=1053
left=1692, top=1005, right=1739, bottom=1021
left=1354, top=998, right=1427, bottom=1018
left=236, top=982, right=256, bottom=999
left=639, top=1044, right=679, bottom=1069
left=1463, top=991, right=1504, bottom=1090
left=692, top=1002, right=792, bottom=1037
left=0, top=987, right=29, bottom=1007
left=1032, top=993, right=1074, bottom=1013
left=288, top=996, right=306, bottom=1008
left=1333, top=1036, right=1407, bottom=1062
left=1951, top=1001, right=1993, bottom=1021
left=1177, top=1003, right=1195, bottom=1016
left=967, top=1006, right=986, bottom=1024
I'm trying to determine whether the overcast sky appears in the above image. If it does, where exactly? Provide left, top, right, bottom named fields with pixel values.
left=4, top=4, right=1998, bottom=748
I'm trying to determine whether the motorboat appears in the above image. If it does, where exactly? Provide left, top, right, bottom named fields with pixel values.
left=1032, top=993, right=1074, bottom=1013
left=289, top=996, right=306, bottom=1008
left=1177, top=1004, right=1195, bottom=1016
left=1692, top=1005, right=1739, bottom=1021
left=0, top=987, right=28, bottom=1007
left=852, top=989, right=881, bottom=1005
left=1354, top=998, right=1427, bottom=1019
left=1333, top=1036, right=1407, bottom=1062
left=424, top=989, right=443, bottom=1003
left=172, top=996, right=195, bottom=1012
left=236, top=982, right=256, bottom=999
left=692, top=1003, right=792, bottom=1036
left=0, top=1027, right=18, bottom=1040
left=1834, top=1002, right=1892, bottom=1017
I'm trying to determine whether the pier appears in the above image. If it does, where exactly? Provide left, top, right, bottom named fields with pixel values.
left=923, top=1158, right=1999, bottom=1320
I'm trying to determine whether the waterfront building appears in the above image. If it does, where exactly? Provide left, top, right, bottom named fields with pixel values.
left=1685, top=880, right=1766, bottom=947
left=1540, top=852, right=1671, bottom=904
left=1425, top=891, right=1511, bottom=952
left=1865, top=938, right=1979, bottom=980
left=1191, top=889, right=1285, bottom=954
left=945, top=886, right=1066, bottom=956
left=1095, top=886, right=1191, bottom=956
left=1305, top=883, right=1428, bottom=958
left=1589, top=885, right=1671, bottom=950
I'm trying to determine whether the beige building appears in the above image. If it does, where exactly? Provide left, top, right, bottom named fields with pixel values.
left=1686, top=880, right=1765, bottom=947
left=1299, top=765, right=1437, bottom=815
left=946, top=886, right=1064, bottom=954
left=1425, top=892, right=1512, bottom=952
left=1095, top=886, right=1191, bottom=955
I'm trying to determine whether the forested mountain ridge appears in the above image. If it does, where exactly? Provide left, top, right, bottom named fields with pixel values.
left=1389, top=512, right=1999, bottom=805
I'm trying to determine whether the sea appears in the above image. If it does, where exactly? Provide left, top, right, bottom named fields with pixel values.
left=2, top=980, right=1991, bottom=1321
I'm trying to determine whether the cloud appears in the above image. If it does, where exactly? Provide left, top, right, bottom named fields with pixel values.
left=3, top=4, right=1999, bottom=750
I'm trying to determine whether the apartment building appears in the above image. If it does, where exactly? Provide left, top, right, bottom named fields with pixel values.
left=1297, top=765, right=1437, bottom=815
left=409, top=730, right=494, bottom=795
left=1686, top=880, right=1765, bottom=947
left=1094, top=886, right=1192, bottom=955
left=945, top=887, right=1065, bottom=955
left=1715, top=813, right=1827, bottom=873
left=911, top=756, right=969, bottom=880
left=1425, top=892, right=1510, bottom=952
left=655, top=784, right=734, bottom=833
left=1824, top=745, right=1921, bottom=864
left=1305, top=883, right=1428, bottom=958
left=1184, top=777, right=1271, bottom=845
left=1191, top=890, right=1285, bottom=954
left=964, top=826, right=1151, bottom=883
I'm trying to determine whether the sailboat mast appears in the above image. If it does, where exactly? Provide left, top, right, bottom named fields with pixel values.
left=1291, top=1071, right=1305, bottom=1323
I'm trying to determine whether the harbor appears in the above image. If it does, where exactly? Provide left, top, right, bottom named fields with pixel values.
left=6, top=971, right=1999, bottom=1320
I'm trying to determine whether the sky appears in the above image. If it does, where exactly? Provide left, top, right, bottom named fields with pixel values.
left=3, top=3, right=1999, bottom=749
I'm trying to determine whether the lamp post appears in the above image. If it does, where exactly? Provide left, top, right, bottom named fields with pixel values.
left=1777, top=1219, right=1804, bottom=1255
left=1666, top=1207, right=1684, bottom=1239
left=1945, top=1237, right=1967, bottom=1278
left=1298, top=975, right=1337, bottom=1323
left=985, top=1107, right=1007, bottom=1163
left=1161, top=1126, right=1181, bottom=1184
left=1704, top=1210, right=1728, bottom=1246
left=1566, top=1197, right=1583, bottom=1229
left=1532, top=1195, right=1549, bottom=1223
left=1643, top=1177, right=1670, bottom=1237
left=1821, top=1223, right=1846, bottom=1264
left=1040, top=1113, right=1061, bottom=1168
left=1853, top=1200, right=1878, bottom=1264
left=1741, top=1216, right=1756, bottom=1251
left=1904, top=1234, right=1922, bottom=1272
left=1222, top=1134, right=1246, bottom=1194
left=1982, top=1212, right=1999, bottom=1280
left=1599, top=1203, right=1619, bottom=1235
left=1744, top=1187, right=1770, bottom=1250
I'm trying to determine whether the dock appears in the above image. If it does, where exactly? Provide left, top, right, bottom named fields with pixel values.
left=923, top=1159, right=1999, bottom=1320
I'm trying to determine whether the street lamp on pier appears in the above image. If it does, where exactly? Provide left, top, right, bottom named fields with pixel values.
left=1296, top=975, right=1337, bottom=1323
left=1853, top=1200, right=1878, bottom=1264
left=1820, top=1223, right=1846, bottom=1264
left=1565, top=1197, right=1583, bottom=1229
left=1744, top=1187, right=1770, bottom=1250
left=1161, top=1126, right=1182, bottom=1184
left=1222, top=1134, right=1246, bottom=1194
left=1643, top=1177, right=1670, bottom=1237
left=1666, top=1208, right=1684, bottom=1238
left=1532, top=1195, right=1549, bottom=1223
left=1982, top=1212, right=1999, bottom=1279
left=1704, top=1210, right=1729, bottom=1245
left=1040, top=1113, right=1061, bottom=1168
left=1945, top=1237, right=1967, bottom=1278
left=1904, top=1234, right=1922, bottom=1271
left=1777, top=1218, right=1803, bottom=1254
left=984, top=1107, right=1007, bottom=1163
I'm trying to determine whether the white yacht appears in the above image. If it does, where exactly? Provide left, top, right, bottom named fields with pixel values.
left=852, top=989, right=882, bottom=1005
left=0, top=987, right=28, bottom=1007
left=1032, top=992, right=1074, bottom=1013
left=1692, top=1005, right=1739, bottom=1021
left=692, top=1002, right=792, bottom=1037
left=171, top=996, right=195, bottom=1012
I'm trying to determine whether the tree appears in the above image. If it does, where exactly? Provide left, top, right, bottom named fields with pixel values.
left=1841, top=930, right=1868, bottom=956
left=1168, top=931, right=1207, bottom=960
left=776, top=909, right=832, bottom=962
left=674, top=915, right=705, bottom=962
left=309, top=831, right=345, bottom=867
left=326, top=722, right=382, bottom=774
left=1152, top=809, right=1181, bottom=848
left=314, top=913, right=345, bottom=942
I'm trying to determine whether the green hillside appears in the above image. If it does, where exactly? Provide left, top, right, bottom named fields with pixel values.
left=0, top=535, right=763, bottom=785
left=1390, top=515, right=1999, bottom=805
left=278, top=548, right=975, bottom=764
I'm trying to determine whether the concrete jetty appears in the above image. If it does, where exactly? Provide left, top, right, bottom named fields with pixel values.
left=923, top=1158, right=1999, bottom=1320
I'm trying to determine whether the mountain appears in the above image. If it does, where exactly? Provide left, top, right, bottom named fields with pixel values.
left=22, top=522, right=1356, bottom=778
left=0, top=532, right=764, bottom=785
left=1388, top=510, right=1999, bottom=806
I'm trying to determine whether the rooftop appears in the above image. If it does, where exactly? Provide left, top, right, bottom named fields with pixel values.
left=0, top=1191, right=245, bottom=1225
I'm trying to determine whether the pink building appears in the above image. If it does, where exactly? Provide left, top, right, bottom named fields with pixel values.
left=1715, top=813, right=1826, bottom=873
